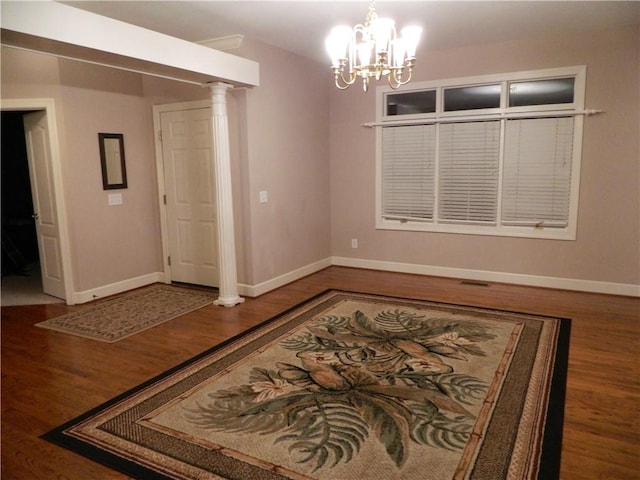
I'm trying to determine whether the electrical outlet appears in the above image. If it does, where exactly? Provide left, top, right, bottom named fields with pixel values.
left=351, top=238, right=358, bottom=248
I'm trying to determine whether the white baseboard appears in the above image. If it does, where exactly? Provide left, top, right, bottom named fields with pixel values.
left=238, top=258, right=332, bottom=298
left=71, top=257, right=639, bottom=304
left=71, top=272, right=166, bottom=304
left=331, top=257, right=640, bottom=297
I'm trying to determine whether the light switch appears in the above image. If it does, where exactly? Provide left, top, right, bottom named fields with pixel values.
left=108, top=193, right=123, bottom=206
left=259, top=190, right=268, bottom=203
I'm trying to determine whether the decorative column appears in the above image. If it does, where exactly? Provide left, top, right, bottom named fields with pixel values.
left=209, top=82, right=244, bottom=307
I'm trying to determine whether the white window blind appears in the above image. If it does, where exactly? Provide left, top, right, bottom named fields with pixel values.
left=502, top=117, right=574, bottom=227
left=381, top=125, right=436, bottom=220
left=438, top=121, right=500, bottom=224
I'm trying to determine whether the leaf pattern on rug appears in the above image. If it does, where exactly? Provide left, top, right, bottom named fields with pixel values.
left=184, top=309, right=495, bottom=471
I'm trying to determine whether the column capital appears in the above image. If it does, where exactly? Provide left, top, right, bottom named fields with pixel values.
left=208, top=82, right=233, bottom=114
left=204, top=81, right=234, bottom=91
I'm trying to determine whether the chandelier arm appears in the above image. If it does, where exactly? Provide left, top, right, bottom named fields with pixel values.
left=400, top=67, right=414, bottom=86
left=341, top=70, right=357, bottom=86
left=388, top=66, right=414, bottom=89
left=387, top=68, right=401, bottom=89
left=330, top=59, right=358, bottom=89
left=333, top=68, right=357, bottom=89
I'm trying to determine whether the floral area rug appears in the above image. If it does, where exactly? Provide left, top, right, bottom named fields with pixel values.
left=42, top=290, right=570, bottom=479
left=35, top=284, right=216, bottom=343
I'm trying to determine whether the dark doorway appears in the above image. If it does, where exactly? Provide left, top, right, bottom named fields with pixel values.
left=1, top=111, right=40, bottom=278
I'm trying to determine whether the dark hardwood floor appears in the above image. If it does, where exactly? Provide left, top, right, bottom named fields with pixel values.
left=2, top=266, right=639, bottom=479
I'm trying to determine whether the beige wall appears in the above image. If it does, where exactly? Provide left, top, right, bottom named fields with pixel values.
left=57, top=60, right=163, bottom=290
left=329, top=25, right=640, bottom=287
left=235, top=39, right=332, bottom=285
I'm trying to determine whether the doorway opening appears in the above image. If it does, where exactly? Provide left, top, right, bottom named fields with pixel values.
left=1, top=110, right=64, bottom=306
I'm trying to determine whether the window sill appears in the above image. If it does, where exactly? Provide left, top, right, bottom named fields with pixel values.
left=376, top=219, right=576, bottom=241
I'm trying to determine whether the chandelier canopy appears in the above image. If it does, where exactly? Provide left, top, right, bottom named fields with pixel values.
left=325, top=1, right=422, bottom=92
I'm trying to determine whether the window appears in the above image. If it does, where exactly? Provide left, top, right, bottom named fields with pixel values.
left=382, top=125, right=435, bottom=220
left=386, top=90, right=436, bottom=116
left=438, top=121, right=500, bottom=224
left=502, top=117, right=574, bottom=227
left=444, top=84, right=501, bottom=111
left=508, top=77, right=574, bottom=107
left=376, top=66, right=586, bottom=239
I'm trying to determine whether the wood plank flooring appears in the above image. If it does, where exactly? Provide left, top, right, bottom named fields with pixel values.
left=2, top=266, right=639, bottom=479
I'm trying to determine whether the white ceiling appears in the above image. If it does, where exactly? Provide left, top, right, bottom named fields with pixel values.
left=61, top=1, right=639, bottom=63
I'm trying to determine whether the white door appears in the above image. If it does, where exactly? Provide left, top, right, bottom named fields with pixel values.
left=160, top=108, right=219, bottom=287
left=23, top=111, right=65, bottom=299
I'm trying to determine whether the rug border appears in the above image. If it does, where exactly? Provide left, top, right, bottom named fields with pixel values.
left=41, top=288, right=571, bottom=480
left=536, top=311, right=571, bottom=480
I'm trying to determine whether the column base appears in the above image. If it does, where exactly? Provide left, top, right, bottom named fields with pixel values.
left=214, top=295, right=245, bottom=308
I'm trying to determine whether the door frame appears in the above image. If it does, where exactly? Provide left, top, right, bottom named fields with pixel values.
left=152, top=99, right=212, bottom=285
left=1, top=98, right=74, bottom=304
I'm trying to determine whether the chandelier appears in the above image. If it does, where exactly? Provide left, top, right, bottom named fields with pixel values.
left=325, top=1, right=422, bottom=92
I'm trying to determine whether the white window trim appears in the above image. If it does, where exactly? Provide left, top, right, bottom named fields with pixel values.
left=374, top=66, right=588, bottom=240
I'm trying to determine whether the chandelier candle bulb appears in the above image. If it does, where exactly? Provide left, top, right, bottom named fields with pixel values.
left=326, top=26, right=352, bottom=67
left=401, top=26, right=422, bottom=58
left=358, top=43, right=373, bottom=68
left=374, top=17, right=394, bottom=53
left=392, top=39, right=406, bottom=68
left=326, top=1, right=422, bottom=91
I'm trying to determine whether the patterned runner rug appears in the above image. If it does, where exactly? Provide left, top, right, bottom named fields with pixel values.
left=43, top=290, right=570, bottom=479
left=36, top=284, right=217, bottom=342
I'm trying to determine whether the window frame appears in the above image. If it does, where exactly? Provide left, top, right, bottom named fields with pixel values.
left=375, top=66, right=586, bottom=240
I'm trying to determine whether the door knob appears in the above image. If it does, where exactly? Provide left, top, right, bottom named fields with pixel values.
left=32, top=213, right=39, bottom=220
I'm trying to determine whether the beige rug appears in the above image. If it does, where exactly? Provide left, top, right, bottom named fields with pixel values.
left=43, top=290, right=570, bottom=479
left=36, top=284, right=216, bottom=342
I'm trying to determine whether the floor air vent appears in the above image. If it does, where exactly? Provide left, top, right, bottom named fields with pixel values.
left=460, top=280, right=490, bottom=287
